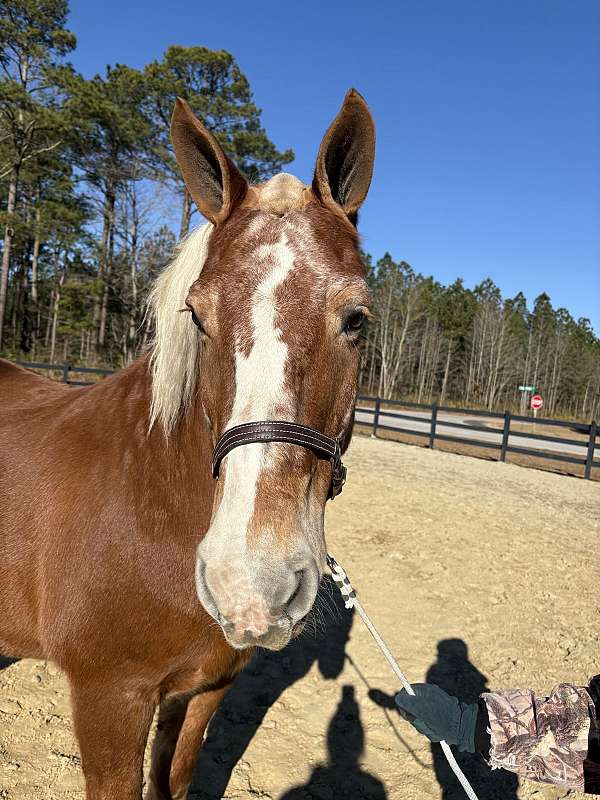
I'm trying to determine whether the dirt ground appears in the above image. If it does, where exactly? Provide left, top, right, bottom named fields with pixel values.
left=1, top=436, right=599, bottom=800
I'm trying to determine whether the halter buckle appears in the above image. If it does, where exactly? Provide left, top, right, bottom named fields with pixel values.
left=329, top=442, right=347, bottom=499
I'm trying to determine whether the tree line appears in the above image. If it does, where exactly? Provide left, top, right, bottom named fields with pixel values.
left=361, top=255, right=600, bottom=420
left=2, top=1, right=599, bottom=420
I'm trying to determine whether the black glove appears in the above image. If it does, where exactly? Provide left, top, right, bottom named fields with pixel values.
left=395, top=683, right=478, bottom=753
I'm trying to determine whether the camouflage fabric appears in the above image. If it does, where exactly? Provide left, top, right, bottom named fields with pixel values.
left=481, top=683, right=596, bottom=791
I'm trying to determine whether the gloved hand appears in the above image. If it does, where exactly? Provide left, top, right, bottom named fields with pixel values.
left=395, top=684, right=478, bottom=753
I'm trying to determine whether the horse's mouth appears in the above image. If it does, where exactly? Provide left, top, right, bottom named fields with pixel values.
left=217, top=612, right=296, bottom=652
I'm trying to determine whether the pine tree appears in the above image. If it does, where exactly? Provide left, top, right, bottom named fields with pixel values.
left=58, top=64, right=157, bottom=352
left=0, top=0, right=75, bottom=346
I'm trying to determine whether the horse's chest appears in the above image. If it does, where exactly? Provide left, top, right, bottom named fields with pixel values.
left=162, top=639, right=254, bottom=699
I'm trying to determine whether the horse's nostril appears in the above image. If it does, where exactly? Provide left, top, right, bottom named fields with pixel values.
left=269, top=570, right=303, bottom=618
left=195, top=556, right=221, bottom=622
left=288, top=571, right=304, bottom=605
left=283, top=562, right=320, bottom=623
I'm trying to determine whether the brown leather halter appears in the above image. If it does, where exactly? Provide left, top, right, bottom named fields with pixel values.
left=212, top=421, right=347, bottom=500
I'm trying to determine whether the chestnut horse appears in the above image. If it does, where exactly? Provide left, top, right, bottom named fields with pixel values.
left=0, top=90, right=375, bottom=800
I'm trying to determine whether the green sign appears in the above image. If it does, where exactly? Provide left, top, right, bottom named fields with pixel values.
left=518, top=385, right=536, bottom=392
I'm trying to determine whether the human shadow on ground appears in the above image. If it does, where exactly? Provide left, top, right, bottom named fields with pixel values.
left=188, top=577, right=358, bottom=799
left=370, top=639, right=519, bottom=800
left=280, top=684, right=388, bottom=800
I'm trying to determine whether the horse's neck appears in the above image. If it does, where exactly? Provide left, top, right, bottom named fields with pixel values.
left=93, top=354, right=214, bottom=504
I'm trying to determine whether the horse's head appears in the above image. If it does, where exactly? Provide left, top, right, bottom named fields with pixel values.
left=167, top=90, right=375, bottom=650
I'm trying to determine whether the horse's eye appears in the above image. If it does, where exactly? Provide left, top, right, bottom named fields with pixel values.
left=344, top=310, right=366, bottom=335
left=190, top=309, right=205, bottom=333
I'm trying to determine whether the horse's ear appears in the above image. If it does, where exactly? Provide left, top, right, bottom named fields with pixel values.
left=170, top=98, right=248, bottom=225
left=312, top=89, right=375, bottom=225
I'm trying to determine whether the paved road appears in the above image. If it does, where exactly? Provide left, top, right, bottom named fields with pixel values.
left=354, top=406, right=599, bottom=461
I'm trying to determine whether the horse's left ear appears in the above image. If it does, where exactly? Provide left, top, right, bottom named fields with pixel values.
left=170, top=97, right=248, bottom=225
left=312, top=89, right=376, bottom=224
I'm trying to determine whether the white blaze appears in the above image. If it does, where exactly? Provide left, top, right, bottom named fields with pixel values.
left=229, top=235, right=294, bottom=426
left=200, top=234, right=295, bottom=599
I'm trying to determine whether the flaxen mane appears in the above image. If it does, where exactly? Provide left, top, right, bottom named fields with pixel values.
left=148, top=222, right=212, bottom=433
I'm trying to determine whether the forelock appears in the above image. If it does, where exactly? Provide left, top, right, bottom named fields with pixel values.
left=254, top=173, right=308, bottom=216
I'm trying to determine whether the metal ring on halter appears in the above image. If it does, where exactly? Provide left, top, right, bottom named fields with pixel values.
left=211, top=420, right=347, bottom=500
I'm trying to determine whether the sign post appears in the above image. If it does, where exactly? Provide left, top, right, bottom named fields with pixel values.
left=518, top=385, right=536, bottom=415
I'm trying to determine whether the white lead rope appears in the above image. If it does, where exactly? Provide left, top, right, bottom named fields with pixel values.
left=326, top=554, right=481, bottom=800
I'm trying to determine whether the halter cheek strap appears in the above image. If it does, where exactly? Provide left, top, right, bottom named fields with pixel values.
left=211, top=420, right=347, bottom=500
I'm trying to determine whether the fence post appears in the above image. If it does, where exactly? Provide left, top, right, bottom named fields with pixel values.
left=372, top=397, right=381, bottom=438
left=584, top=420, right=597, bottom=480
left=429, top=403, right=438, bottom=449
left=500, top=410, right=511, bottom=462
left=61, top=363, right=70, bottom=383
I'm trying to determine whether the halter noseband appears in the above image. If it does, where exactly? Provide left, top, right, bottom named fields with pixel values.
left=211, top=421, right=347, bottom=500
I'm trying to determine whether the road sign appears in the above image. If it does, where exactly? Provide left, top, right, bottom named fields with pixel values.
left=531, top=394, right=543, bottom=411
left=519, top=385, right=536, bottom=392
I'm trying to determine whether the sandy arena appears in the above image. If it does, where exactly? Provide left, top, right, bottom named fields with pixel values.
left=1, top=435, right=599, bottom=800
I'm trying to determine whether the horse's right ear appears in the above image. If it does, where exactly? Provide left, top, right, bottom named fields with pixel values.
left=170, top=98, right=248, bottom=225
left=313, top=89, right=375, bottom=225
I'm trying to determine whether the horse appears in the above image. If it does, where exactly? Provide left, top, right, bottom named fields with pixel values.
left=0, top=89, right=375, bottom=800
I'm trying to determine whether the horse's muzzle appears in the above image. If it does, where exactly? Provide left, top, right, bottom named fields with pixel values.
left=195, top=554, right=320, bottom=651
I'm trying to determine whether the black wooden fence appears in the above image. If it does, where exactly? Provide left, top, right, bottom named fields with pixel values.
left=13, top=362, right=599, bottom=480
left=356, top=395, right=599, bottom=480
left=16, top=361, right=114, bottom=386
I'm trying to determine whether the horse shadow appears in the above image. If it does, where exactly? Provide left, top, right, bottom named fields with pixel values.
left=0, top=656, right=18, bottom=670
left=370, top=639, right=519, bottom=800
left=189, top=577, right=368, bottom=799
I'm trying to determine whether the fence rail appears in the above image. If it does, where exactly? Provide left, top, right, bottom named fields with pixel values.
left=356, top=395, right=599, bottom=480
left=12, top=362, right=599, bottom=480
left=15, top=360, right=114, bottom=386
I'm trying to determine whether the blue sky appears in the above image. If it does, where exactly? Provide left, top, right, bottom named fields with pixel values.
left=68, top=0, right=599, bottom=330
